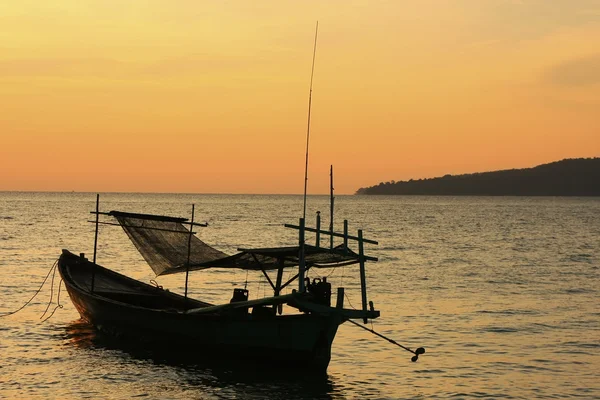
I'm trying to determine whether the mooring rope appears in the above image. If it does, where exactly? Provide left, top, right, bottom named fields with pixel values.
left=347, top=319, right=426, bottom=362
left=40, top=261, right=58, bottom=320
left=41, top=279, right=63, bottom=323
left=0, top=260, right=58, bottom=318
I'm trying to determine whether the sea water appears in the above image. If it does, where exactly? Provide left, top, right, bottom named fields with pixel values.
left=0, top=192, right=598, bottom=399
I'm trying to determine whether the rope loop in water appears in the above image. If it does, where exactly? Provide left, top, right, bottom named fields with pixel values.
left=0, top=259, right=58, bottom=318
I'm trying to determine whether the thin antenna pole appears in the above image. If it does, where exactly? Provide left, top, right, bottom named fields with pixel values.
left=184, top=204, right=195, bottom=304
left=302, top=21, right=319, bottom=220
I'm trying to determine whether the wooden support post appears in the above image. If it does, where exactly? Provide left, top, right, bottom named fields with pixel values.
left=184, top=204, right=195, bottom=303
left=315, top=211, right=321, bottom=247
left=91, top=194, right=100, bottom=293
left=358, top=229, right=368, bottom=323
left=275, top=258, right=285, bottom=314
left=336, top=287, right=345, bottom=309
left=298, top=218, right=306, bottom=292
left=343, top=219, right=349, bottom=252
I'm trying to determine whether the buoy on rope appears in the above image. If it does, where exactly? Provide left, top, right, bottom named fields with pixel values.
left=347, top=319, right=426, bottom=362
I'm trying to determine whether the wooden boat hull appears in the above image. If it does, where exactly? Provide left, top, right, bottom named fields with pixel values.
left=58, top=250, right=343, bottom=372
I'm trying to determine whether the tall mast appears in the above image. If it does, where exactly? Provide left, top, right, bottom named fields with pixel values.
left=184, top=204, right=195, bottom=305
left=302, top=21, right=319, bottom=220
left=299, top=21, right=319, bottom=293
left=91, top=193, right=100, bottom=293
left=330, top=165, right=334, bottom=249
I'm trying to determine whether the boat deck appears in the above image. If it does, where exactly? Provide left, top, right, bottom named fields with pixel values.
left=62, top=252, right=211, bottom=311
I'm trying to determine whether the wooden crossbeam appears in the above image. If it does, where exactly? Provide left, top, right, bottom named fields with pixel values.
left=87, top=220, right=199, bottom=234
left=284, top=223, right=378, bottom=245
left=91, top=211, right=208, bottom=227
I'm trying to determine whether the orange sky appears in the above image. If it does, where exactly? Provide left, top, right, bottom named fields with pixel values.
left=1, top=1, right=599, bottom=194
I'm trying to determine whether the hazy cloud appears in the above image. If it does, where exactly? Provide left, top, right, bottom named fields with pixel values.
left=456, top=0, right=600, bottom=46
left=0, top=57, right=127, bottom=78
left=545, top=53, right=600, bottom=86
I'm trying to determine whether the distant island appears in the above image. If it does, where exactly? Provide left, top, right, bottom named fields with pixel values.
left=356, top=158, right=600, bottom=196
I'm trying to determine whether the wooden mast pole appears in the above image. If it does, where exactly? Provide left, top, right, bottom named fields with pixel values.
left=299, top=22, right=318, bottom=293
left=315, top=211, right=321, bottom=247
left=302, top=21, right=318, bottom=221
left=184, top=204, right=195, bottom=303
left=298, top=217, right=306, bottom=292
left=343, top=219, right=349, bottom=251
left=330, top=165, right=334, bottom=249
left=91, top=193, right=100, bottom=293
left=358, top=229, right=368, bottom=323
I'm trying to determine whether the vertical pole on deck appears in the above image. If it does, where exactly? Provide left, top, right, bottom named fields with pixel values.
left=343, top=219, right=349, bottom=252
left=91, top=194, right=100, bottom=293
left=275, top=258, right=284, bottom=296
left=184, top=204, right=195, bottom=303
left=330, top=165, right=334, bottom=249
left=298, top=218, right=306, bottom=292
left=358, top=229, right=368, bottom=323
left=275, top=258, right=285, bottom=314
left=315, top=211, right=321, bottom=247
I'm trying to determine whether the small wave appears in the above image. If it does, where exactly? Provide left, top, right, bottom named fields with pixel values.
left=563, top=254, right=593, bottom=264
left=448, top=391, right=506, bottom=398
left=1, top=216, right=14, bottom=220
left=480, top=326, right=519, bottom=333
left=486, top=280, right=526, bottom=285
left=563, top=341, right=600, bottom=349
left=520, top=363, right=559, bottom=372
left=461, top=342, right=484, bottom=348
left=379, top=246, right=405, bottom=251
left=441, top=257, right=465, bottom=263
left=415, top=368, right=445, bottom=374
left=530, top=322, right=556, bottom=329
left=564, top=288, right=594, bottom=294
left=477, top=309, right=538, bottom=315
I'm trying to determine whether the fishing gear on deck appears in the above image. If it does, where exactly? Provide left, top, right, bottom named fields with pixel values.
left=347, top=319, right=426, bottom=362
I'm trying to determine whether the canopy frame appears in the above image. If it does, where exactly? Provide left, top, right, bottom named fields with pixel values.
left=87, top=199, right=379, bottom=319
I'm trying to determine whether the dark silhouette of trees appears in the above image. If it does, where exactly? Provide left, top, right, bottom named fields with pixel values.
left=356, top=158, right=600, bottom=196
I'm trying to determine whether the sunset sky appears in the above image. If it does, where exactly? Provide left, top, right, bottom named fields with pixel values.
left=1, top=1, right=599, bottom=194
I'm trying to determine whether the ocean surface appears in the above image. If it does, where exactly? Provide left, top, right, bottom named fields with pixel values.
left=0, top=192, right=599, bottom=399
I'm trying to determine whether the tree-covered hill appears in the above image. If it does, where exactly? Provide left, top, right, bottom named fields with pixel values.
left=356, top=158, right=600, bottom=196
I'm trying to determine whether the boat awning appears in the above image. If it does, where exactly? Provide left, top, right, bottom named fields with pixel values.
left=108, top=210, right=368, bottom=277
left=109, top=210, right=229, bottom=276
left=161, top=244, right=363, bottom=275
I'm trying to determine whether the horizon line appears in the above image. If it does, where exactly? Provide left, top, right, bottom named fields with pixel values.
left=0, top=190, right=355, bottom=196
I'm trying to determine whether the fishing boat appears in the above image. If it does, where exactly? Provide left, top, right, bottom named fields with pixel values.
left=58, top=24, right=425, bottom=371
left=58, top=203, right=381, bottom=372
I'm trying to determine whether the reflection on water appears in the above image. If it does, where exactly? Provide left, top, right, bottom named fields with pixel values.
left=64, top=320, right=97, bottom=348
left=63, top=319, right=341, bottom=400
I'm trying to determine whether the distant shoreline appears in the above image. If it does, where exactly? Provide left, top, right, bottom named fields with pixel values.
left=356, top=158, right=600, bottom=196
